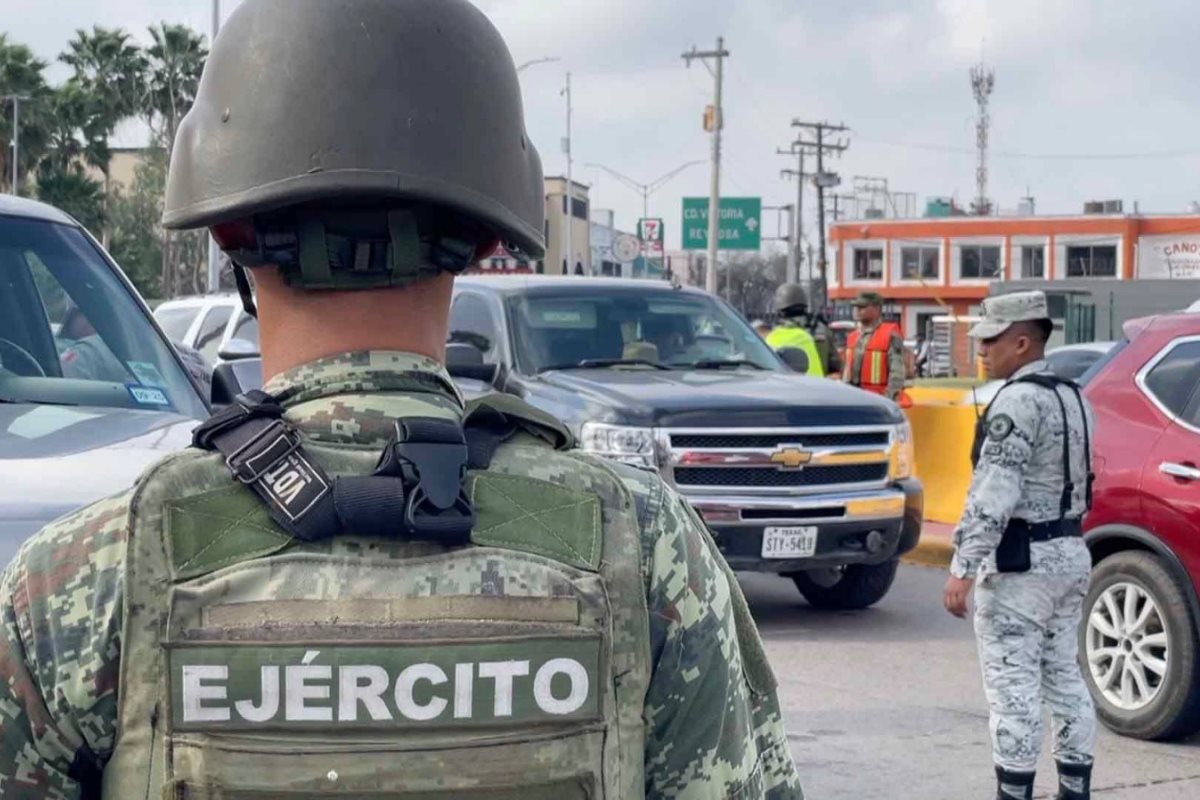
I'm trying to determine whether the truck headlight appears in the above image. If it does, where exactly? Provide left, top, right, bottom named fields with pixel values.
left=890, top=420, right=915, bottom=480
left=579, top=423, right=658, bottom=467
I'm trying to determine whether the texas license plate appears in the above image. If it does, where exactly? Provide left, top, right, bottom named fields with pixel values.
left=761, top=526, right=819, bottom=558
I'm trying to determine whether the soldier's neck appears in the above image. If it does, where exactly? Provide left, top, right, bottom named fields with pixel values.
left=254, top=271, right=454, bottom=381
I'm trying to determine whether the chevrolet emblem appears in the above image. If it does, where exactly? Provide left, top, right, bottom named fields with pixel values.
left=770, top=447, right=812, bottom=470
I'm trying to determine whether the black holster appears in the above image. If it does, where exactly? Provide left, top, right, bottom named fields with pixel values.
left=995, top=522, right=1032, bottom=573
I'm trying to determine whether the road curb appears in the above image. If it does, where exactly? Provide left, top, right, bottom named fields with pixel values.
left=901, top=529, right=955, bottom=569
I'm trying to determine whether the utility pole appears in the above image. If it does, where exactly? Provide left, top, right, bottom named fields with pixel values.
left=4, top=94, right=31, bottom=195
left=561, top=72, right=574, bottom=274
left=682, top=37, right=729, bottom=296
left=792, top=120, right=849, bottom=309
left=778, top=142, right=809, bottom=285
left=206, top=0, right=222, bottom=293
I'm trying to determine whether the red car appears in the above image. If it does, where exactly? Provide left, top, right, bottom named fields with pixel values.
left=1082, top=311, right=1200, bottom=740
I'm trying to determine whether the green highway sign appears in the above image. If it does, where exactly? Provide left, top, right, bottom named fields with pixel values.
left=681, top=197, right=762, bottom=251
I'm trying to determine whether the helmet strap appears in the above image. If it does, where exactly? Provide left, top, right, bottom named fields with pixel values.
left=233, top=263, right=258, bottom=319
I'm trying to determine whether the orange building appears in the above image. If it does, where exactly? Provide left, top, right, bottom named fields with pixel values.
left=829, top=212, right=1200, bottom=346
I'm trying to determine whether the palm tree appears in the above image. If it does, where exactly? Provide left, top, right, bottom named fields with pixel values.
left=143, top=23, right=207, bottom=296
left=143, top=24, right=206, bottom=157
left=60, top=26, right=146, bottom=245
left=0, top=34, right=53, bottom=195
left=40, top=83, right=95, bottom=172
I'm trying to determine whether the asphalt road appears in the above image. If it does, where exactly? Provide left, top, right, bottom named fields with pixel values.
left=742, top=563, right=1200, bottom=799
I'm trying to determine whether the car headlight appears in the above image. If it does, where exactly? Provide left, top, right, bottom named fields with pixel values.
left=579, top=423, right=658, bottom=467
left=890, top=420, right=915, bottom=480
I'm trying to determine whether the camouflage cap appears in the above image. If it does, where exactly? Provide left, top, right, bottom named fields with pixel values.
left=969, top=290, right=1051, bottom=339
left=851, top=291, right=885, bottom=307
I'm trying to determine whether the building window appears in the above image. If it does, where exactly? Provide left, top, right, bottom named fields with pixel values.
left=561, top=195, right=589, bottom=220
left=960, top=245, right=1001, bottom=279
left=1066, top=245, right=1117, bottom=277
left=853, top=248, right=884, bottom=281
left=899, top=245, right=939, bottom=280
left=1020, top=245, right=1045, bottom=279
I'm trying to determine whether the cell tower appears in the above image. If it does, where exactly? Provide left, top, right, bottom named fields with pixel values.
left=970, top=62, right=995, bottom=216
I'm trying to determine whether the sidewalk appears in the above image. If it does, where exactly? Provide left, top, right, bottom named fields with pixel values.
left=902, top=520, right=955, bottom=568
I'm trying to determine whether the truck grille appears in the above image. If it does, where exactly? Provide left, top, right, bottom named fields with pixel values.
left=669, top=432, right=890, bottom=449
left=673, top=464, right=888, bottom=488
left=664, top=426, right=894, bottom=495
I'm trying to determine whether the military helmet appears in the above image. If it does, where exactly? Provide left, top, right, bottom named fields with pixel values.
left=163, top=0, right=544, bottom=304
left=773, top=283, right=810, bottom=315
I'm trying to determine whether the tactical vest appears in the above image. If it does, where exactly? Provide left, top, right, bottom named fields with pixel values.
left=972, top=373, right=1094, bottom=571
left=103, top=394, right=651, bottom=799
left=844, top=323, right=900, bottom=392
left=766, top=322, right=825, bottom=377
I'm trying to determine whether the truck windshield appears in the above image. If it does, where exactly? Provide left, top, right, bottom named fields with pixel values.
left=507, top=289, right=783, bottom=373
left=0, top=214, right=209, bottom=419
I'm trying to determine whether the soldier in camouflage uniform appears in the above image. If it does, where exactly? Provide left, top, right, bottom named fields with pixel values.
left=944, top=291, right=1097, bottom=800
left=0, top=1, right=803, bottom=798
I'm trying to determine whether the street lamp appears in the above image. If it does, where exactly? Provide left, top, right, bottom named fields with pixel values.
left=206, top=0, right=223, bottom=293
left=3, top=94, right=31, bottom=196
left=516, top=56, right=561, bottom=74
left=584, top=160, right=704, bottom=222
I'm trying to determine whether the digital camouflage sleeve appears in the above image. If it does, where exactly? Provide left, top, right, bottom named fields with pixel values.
left=951, top=387, right=1036, bottom=579
left=0, top=471, right=802, bottom=799
left=886, top=331, right=907, bottom=402
left=618, top=463, right=803, bottom=798
left=0, top=491, right=130, bottom=799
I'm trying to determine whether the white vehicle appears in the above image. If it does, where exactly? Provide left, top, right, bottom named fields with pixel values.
left=154, top=294, right=260, bottom=366
left=971, top=341, right=1117, bottom=405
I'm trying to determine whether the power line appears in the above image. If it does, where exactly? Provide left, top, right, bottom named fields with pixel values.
left=792, top=120, right=849, bottom=309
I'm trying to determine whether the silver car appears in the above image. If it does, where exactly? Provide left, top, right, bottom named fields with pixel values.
left=0, top=196, right=210, bottom=565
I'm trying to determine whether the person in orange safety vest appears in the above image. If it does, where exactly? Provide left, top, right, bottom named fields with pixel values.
left=844, top=292, right=912, bottom=407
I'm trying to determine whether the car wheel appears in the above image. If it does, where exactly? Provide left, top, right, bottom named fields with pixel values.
left=791, top=558, right=899, bottom=610
left=1081, top=551, right=1200, bottom=740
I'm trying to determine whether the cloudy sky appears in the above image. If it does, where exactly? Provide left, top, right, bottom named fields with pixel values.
left=8, top=0, right=1200, bottom=250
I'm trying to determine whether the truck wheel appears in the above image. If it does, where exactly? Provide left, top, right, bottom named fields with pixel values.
left=791, top=558, right=899, bottom=610
left=1081, top=550, right=1200, bottom=740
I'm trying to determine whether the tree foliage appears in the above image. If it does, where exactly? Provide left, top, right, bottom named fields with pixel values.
left=0, top=25, right=208, bottom=299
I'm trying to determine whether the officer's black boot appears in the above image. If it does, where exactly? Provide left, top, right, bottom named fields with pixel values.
left=1055, top=761, right=1092, bottom=800
left=995, top=767, right=1035, bottom=800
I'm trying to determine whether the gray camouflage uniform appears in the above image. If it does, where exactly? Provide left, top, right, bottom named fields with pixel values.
left=951, top=359, right=1097, bottom=773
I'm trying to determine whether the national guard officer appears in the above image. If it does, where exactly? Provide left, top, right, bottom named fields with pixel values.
left=943, top=291, right=1097, bottom=800
left=0, top=2, right=804, bottom=798
left=766, top=283, right=841, bottom=377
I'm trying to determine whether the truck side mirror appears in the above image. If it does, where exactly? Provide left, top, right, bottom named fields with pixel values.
left=211, top=357, right=264, bottom=408
left=217, top=337, right=260, bottom=361
left=445, top=341, right=501, bottom=386
left=778, top=347, right=810, bottom=374
left=446, top=341, right=485, bottom=368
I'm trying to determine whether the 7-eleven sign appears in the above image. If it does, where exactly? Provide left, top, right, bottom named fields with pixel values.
left=638, top=218, right=664, bottom=258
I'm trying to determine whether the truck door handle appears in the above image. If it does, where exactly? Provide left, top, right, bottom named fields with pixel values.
left=1160, top=462, right=1200, bottom=481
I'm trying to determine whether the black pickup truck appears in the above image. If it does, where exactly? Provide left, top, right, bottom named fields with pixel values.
left=446, top=275, right=923, bottom=610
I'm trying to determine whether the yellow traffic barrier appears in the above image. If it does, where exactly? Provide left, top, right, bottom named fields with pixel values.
left=904, top=385, right=980, bottom=525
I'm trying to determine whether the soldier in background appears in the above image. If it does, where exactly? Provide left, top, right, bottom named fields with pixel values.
left=844, top=292, right=909, bottom=404
left=944, top=291, right=1097, bottom=800
left=766, top=283, right=841, bottom=377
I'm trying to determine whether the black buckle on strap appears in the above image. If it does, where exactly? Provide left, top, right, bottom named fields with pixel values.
left=389, top=418, right=474, bottom=541
left=226, top=419, right=304, bottom=484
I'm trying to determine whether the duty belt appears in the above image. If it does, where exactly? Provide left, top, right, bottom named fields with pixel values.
left=192, top=390, right=508, bottom=544
left=1004, top=517, right=1083, bottom=543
